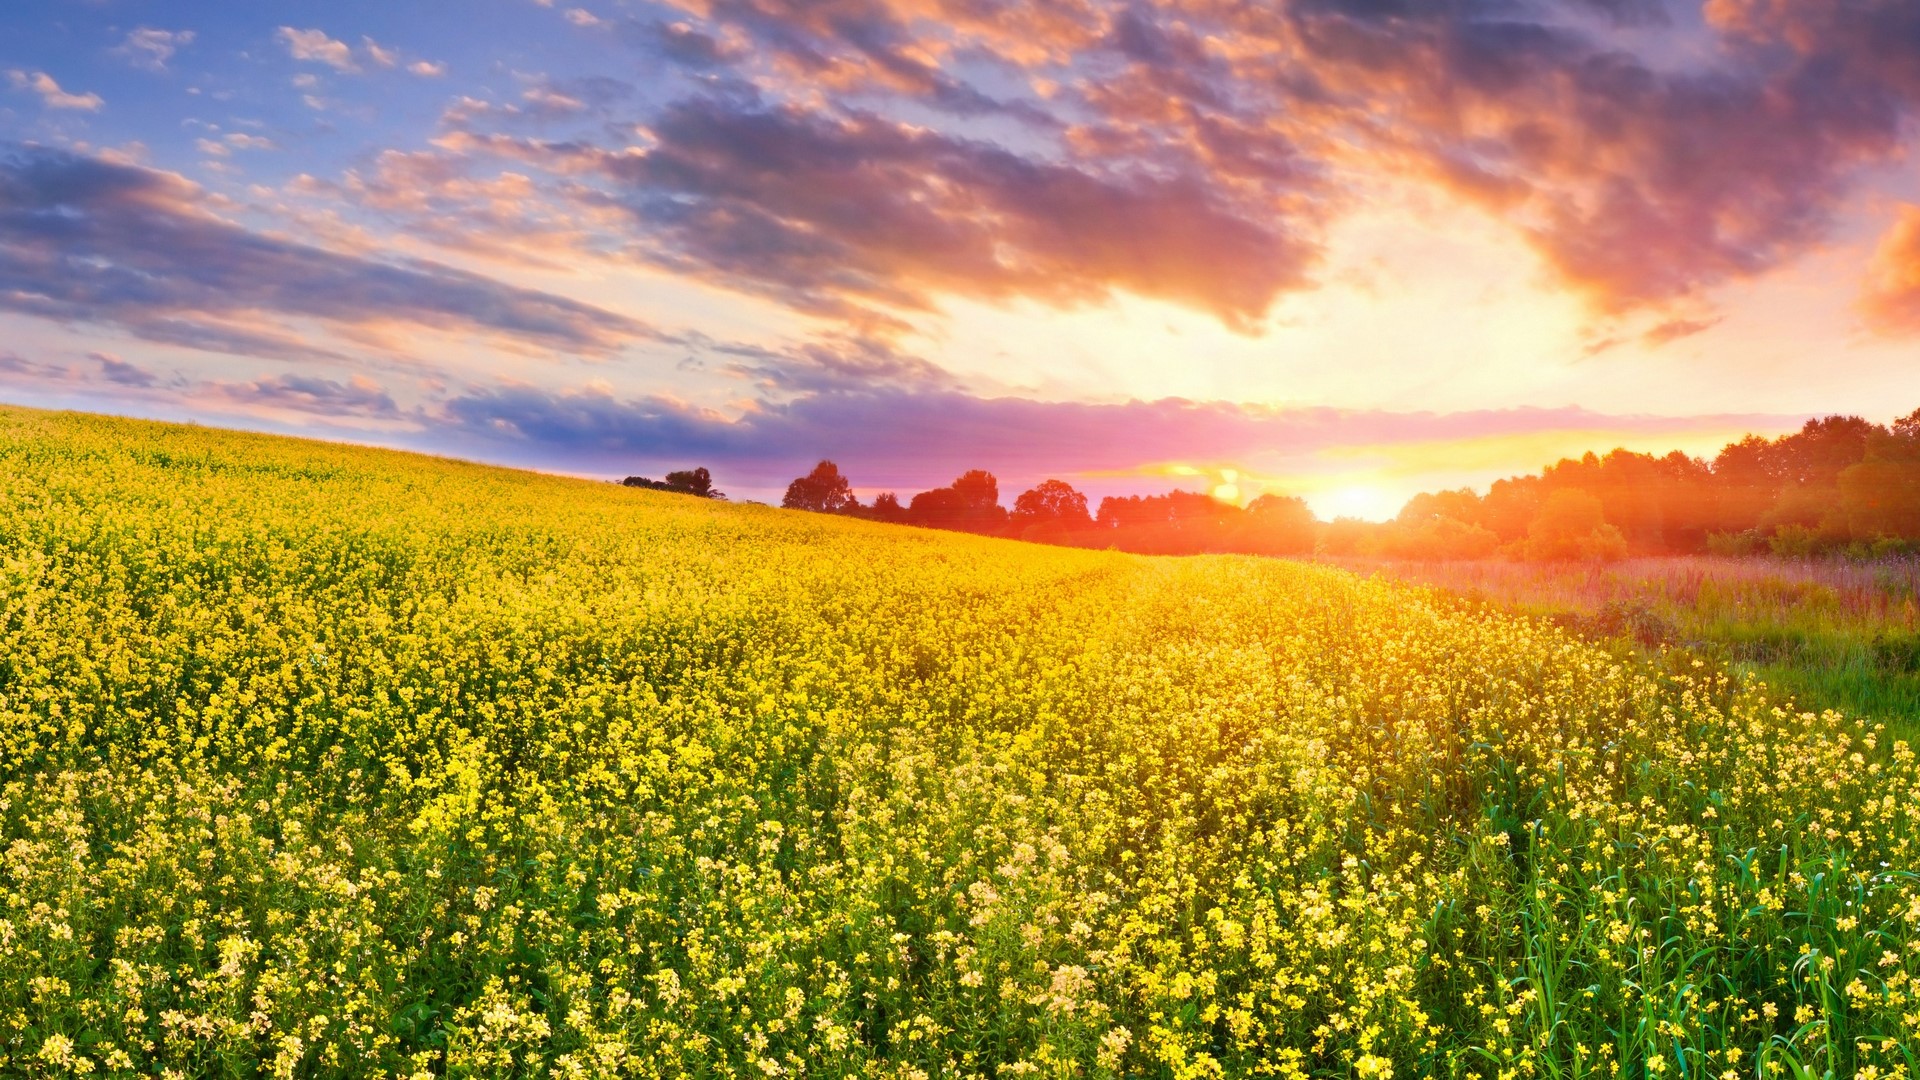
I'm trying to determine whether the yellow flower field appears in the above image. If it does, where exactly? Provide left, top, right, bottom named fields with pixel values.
left=1, top=407, right=1917, bottom=1078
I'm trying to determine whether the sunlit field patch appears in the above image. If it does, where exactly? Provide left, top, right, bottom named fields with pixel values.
left=2, top=407, right=1918, bottom=1079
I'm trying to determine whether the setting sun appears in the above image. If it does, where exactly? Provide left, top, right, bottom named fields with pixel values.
left=1309, top=484, right=1400, bottom=523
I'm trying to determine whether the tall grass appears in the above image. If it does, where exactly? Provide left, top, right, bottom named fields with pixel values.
left=1324, top=555, right=1920, bottom=732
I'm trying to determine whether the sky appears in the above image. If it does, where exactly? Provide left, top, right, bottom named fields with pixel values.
left=2, top=0, right=1918, bottom=518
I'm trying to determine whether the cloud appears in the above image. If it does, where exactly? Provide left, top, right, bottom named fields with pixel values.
left=274, top=28, right=415, bottom=75
left=636, top=20, right=746, bottom=68
left=705, top=332, right=959, bottom=393
left=361, top=37, right=400, bottom=69
left=1641, top=316, right=1725, bottom=348
left=410, top=60, right=448, bottom=77
left=0, top=145, right=657, bottom=360
left=0, top=350, right=168, bottom=392
left=589, top=97, right=1316, bottom=330
left=1860, top=204, right=1920, bottom=336
left=0, top=350, right=78, bottom=383
left=520, top=77, right=635, bottom=120
left=316, top=147, right=632, bottom=269
left=277, top=28, right=359, bottom=72
left=112, top=28, right=196, bottom=73
left=198, top=133, right=277, bottom=158
left=536, top=0, right=1920, bottom=325
left=208, top=1, right=1920, bottom=350
left=6, top=70, right=103, bottom=111
left=204, top=372, right=401, bottom=418
left=89, top=352, right=160, bottom=387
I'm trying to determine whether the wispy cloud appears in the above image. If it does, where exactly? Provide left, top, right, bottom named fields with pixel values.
left=276, top=27, right=359, bottom=72
left=276, top=27, right=431, bottom=76
left=6, top=70, right=103, bottom=111
left=111, top=29, right=197, bottom=73
left=89, top=352, right=160, bottom=387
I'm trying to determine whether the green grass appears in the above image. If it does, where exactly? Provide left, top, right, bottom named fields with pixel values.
left=1324, top=555, right=1920, bottom=736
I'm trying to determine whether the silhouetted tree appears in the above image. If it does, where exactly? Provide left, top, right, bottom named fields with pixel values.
left=1013, top=480, right=1092, bottom=529
left=783, top=461, right=857, bottom=513
left=952, top=470, right=1001, bottom=512
left=1896, top=408, right=1920, bottom=440
left=908, top=470, right=1008, bottom=532
left=664, top=467, right=720, bottom=498
left=867, top=492, right=906, bottom=523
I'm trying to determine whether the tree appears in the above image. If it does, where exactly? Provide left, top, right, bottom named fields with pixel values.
left=1839, top=423, right=1920, bottom=540
left=952, top=470, right=1001, bottom=512
left=907, top=486, right=967, bottom=529
left=868, top=492, right=906, bottom=522
left=663, top=467, right=720, bottom=498
left=782, top=461, right=857, bottom=513
left=908, top=470, right=1008, bottom=533
left=621, top=466, right=723, bottom=498
left=1896, top=408, right=1920, bottom=441
left=1012, top=480, right=1092, bottom=530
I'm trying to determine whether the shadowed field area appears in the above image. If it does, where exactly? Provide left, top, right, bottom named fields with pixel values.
left=2, top=408, right=1918, bottom=1078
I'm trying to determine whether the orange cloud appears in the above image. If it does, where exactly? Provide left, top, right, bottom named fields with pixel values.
left=1861, top=204, right=1920, bottom=336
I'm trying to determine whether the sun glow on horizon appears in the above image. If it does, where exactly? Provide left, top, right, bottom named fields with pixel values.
left=1310, top=484, right=1402, bottom=523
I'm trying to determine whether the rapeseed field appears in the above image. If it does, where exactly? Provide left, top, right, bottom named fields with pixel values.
left=2, top=407, right=1918, bottom=1079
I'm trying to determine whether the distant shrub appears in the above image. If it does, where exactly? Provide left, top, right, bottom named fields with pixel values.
left=1767, top=524, right=1823, bottom=558
left=1854, top=536, right=1918, bottom=560
left=1704, top=530, right=1766, bottom=557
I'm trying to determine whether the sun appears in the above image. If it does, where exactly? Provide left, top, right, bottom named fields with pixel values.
left=1316, top=484, right=1400, bottom=522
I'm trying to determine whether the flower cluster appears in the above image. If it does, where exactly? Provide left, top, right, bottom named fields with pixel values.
left=0, top=407, right=1916, bottom=1077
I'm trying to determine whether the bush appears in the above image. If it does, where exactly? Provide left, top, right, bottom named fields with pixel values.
left=1704, top=530, right=1765, bottom=556
left=1767, top=523, right=1823, bottom=558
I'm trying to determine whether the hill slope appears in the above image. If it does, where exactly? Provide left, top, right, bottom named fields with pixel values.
left=1, top=407, right=1916, bottom=1078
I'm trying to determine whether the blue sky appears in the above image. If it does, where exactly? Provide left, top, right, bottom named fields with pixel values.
left=3, top=0, right=1919, bottom=516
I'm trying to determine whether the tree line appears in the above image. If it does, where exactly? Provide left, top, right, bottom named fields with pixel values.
left=1338, top=408, right=1920, bottom=559
left=776, top=461, right=1320, bottom=555
left=621, top=406, right=1920, bottom=560
left=620, top=467, right=723, bottom=499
